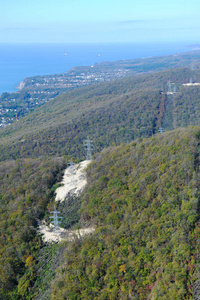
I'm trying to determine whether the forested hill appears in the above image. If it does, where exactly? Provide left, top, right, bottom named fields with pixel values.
left=1, top=126, right=200, bottom=299
left=50, top=126, right=200, bottom=300
left=1, top=67, right=200, bottom=161
left=1, top=50, right=200, bottom=300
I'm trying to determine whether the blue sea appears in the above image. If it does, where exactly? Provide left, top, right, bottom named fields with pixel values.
left=0, top=42, right=193, bottom=96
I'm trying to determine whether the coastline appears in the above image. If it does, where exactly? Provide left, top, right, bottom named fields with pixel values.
left=0, top=42, right=191, bottom=96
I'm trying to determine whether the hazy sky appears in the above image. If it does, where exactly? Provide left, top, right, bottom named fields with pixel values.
left=1, top=0, right=200, bottom=44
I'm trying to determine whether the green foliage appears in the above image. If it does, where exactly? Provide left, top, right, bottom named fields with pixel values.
left=51, top=127, right=200, bottom=299
left=1, top=67, right=200, bottom=162
left=1, top=57, right=200, bottom=299
left=29, top=243, right=65, bottom=300
left=58, top=195, right=81, bottom=229
left=0, top=156, right=66, bottom=299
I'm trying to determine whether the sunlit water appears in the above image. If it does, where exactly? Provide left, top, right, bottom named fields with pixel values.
left=0, top=42, right=192, bottom=95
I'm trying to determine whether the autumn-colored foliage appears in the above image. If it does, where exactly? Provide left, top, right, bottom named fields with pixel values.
left=51, top=127, right=200, bottom=299
left=0, top=157, right=66, bottom=299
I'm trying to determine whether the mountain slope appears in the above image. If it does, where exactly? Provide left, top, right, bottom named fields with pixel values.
left=50, top=127, right=200, bottom=300
left=1, top=67, right=200, bottom=161
left=0, top=156, right=66, bottom=299
left=1, top=125, right=200, bottom=299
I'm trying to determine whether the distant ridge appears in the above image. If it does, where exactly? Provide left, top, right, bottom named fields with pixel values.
left=1, top=66, right=200, bottom=161
left=1, top=49, right=200, bottom=125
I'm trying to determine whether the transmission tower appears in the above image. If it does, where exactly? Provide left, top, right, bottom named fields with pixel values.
left=67, top=158, right=76, bottom=183
left=84, top=136, right=93, bottom=160
left=167, top=81, right=177, bottom=94
left=168, top=80, right=172, bottom=93
left=173, top=84, right=177, bottom=93
left=49, top=206, right=63, bottom=231
left=159, top=127, right=164, bottom=134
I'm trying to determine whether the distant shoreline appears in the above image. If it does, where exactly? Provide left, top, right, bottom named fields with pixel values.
left=0, top=42, right=191, bottom=96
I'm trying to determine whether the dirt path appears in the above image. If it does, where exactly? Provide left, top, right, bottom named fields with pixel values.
left=38, top=159, right=94, bottom=243
left=55, top=160, right=91, bottom=202
left=38, top=223, right=95, bottom=243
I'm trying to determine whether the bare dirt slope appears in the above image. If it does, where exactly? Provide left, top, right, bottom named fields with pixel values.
left=38, top=160, right=94, bottom=242
left=55, top=160, right=91, bottom=202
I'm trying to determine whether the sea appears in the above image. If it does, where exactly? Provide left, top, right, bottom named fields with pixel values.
left=0, top=42, right=194, bottom=96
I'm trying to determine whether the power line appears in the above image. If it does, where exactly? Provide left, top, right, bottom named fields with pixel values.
left=167, top=80, right=177, bottom=94
left=84, top=136, right=93, bottom=160
left=67, top=158, right=76, bottom=183
left=159, top=127, right=164, bottom=134
left=168, top=80, right=172, bottom=93
left=49, top=206, right=63, bottom=231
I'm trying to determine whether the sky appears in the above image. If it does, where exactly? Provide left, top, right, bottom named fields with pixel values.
left=1, top=0, right=200, bottom=44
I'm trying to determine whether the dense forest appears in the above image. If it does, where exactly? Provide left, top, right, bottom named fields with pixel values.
left=1, top=127, right=200, bottom=299
left=50, top=127, right=200, bottom=299
left=0, top=156, right=67, bottom=299
left=1, top=53, right=200, bottom=299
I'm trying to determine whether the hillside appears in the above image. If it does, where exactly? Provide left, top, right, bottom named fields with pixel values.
left=1, top=125, right=200, bottom=299
left=1, top=56, right=200, bottom=299
left=49, top=127, right=200, bottom=300
left=1, top=67, right=200, bottom=161
left=1, top=50, right=200, bottom=126
left=0, top=156, right=67, bottom=299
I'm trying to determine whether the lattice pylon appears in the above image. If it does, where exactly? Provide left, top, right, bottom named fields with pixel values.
left=49, top=206, right=63, bottom=231
left=84, top=136, right=93, bottom=160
